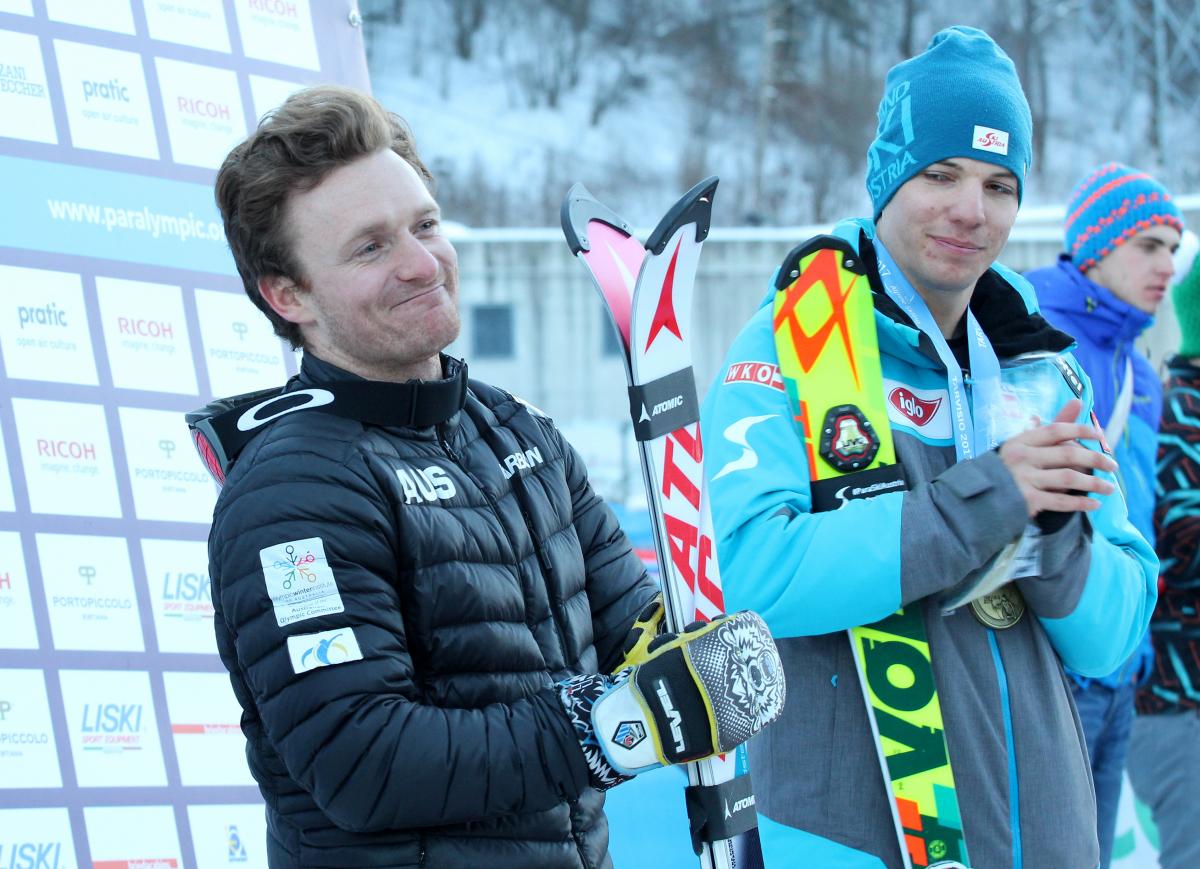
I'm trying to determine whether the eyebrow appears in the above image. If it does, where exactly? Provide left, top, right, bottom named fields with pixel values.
left=339, top=206, right=442, bottom=256
left=931, top=160, right=1017, bottom=183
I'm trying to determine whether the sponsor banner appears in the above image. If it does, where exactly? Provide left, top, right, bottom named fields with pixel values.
left=59, top=669, right=168, bottom=787
left=0, top=669, right=62, bottom=788
left=118, top=407, right=218, bottom=523
left=53, top=40, right=158, bottom=160
left=0, top=807, right=78, bottom=868
left=186, top=804, right=265, bottom=869
left=233, top=0, right=319, bottom=71
left=155, top=57, right=246, bottom=170
left=162, top=671, right=253, bottom=786
left=0, top=264, right=99, bottom=385
left=0, top=28, right=57, bottom=144
left=36, top=532, right=144, bottom=653
left=84, top=805, right=182, bottom=869
left=0, top=155, right=234, bottom=275
left=11, top=398, right=122, bottom=518
left=45, top=0, right=136, bottom=34
left=722, top=360, right=784, bottom=392
left=247, top=74, right=306, bottom=122
left=141, top=538, right=216, bottom=654
left=143, top=0, right=232, bottom=53
left=96, top=277, right=198, bottom=395
left=0, top=531, right=36, bottom=650
left=194, top=288, right=289, bottom=395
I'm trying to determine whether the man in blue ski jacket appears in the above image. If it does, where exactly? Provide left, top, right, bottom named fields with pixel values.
left=1025, top=163, right=1182, bottom=869
left=703, top=27, right=1158, bottom=869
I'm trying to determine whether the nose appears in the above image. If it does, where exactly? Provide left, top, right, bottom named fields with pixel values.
left=947, top=181, right=986, bottom=227
left=393, top=233, right=441, bottom=283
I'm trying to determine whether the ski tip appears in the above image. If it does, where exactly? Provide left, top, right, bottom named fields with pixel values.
left=560, top=182, right=633, bottom=255
left=644, top=176, right=719, bottom=256
left=773, top=234, right=862, bottom=292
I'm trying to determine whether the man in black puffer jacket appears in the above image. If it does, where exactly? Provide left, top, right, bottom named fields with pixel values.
left=192, top=85, right=784, bottom=868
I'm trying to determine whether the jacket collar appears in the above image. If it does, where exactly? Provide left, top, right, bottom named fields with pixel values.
left=1038, top=255, right=1153, bottom=345
left=297, top=352, right=469, bottom=428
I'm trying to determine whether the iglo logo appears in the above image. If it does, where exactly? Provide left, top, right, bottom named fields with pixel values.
left=889, top=387, right=942, bottom=427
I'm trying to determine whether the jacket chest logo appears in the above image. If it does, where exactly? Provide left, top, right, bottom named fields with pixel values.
left=396, top=465, right=457, bottom=504
left=500, top=446, right=544, bottom=479
left=884, top=380, right=950, bottom=437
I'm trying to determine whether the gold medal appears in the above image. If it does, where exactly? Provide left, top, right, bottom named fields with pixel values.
left=970, top=584, right=1025, bottom=629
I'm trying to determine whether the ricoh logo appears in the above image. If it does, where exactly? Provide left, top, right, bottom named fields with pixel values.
left=0, top=841, right=63, bottom=869
left=499, top=447, right=544, bottom=480
left=651, top=395, right=684, bottom=416
left=36, top=439, right=95, bottom=461
left=118, top=317, right=174, bottom=339
left=0, top=571, right=10, bottom=592
left=17, top=303, right=67, bottom=329
left=250, top=0, right=300, bottom=16
left=396, top=466, right=457, bottom=504
left=82, top=78, right=130, bottom=103
left=176, top=96, right=231, bottom=120
left=888, top=387, right=942, bottom=427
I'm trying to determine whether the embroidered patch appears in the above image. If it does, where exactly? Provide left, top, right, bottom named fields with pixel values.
left=259, top=537, right=344, bottom=627
left=972, top=125, right=1009, bottom=155
left=287, top=627, right=363, bottom=674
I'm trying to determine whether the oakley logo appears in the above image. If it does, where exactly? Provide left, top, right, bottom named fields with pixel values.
left=235, top=389, right=334, bottom=432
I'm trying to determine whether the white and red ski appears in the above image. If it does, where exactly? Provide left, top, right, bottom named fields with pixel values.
left=562, top=178, right=763, bottom=869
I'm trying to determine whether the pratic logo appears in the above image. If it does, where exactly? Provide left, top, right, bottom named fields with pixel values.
left=723, top=360, right=785, bottom=392
left=16, top=303, right=67, bottom=330
left=888, top=386, right=943, bottom=427
left=82, top=77, right=130, bottom=105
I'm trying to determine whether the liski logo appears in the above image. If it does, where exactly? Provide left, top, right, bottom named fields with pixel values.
left=80, top=701, right=144, bottom=751
left=889, top=387, right=942, bottom=427
left=0, top=841, right=64, bottom=868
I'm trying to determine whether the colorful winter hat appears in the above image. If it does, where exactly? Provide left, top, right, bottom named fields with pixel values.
left=1173, top=234, right=1200, bottom=358
left=1064, top=163, right=1184, bottom=273
left=866, top=26, right=1033, bottom=217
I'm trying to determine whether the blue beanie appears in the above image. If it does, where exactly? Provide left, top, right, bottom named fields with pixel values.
left=1063, top=162, right=1183, bottom=273
left=867, top=26, right=1033, bottom=217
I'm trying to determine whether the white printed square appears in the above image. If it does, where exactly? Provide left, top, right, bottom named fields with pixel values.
left=163, top=671, right=253, bottom=786
left=142, top=538, right=216, bottom=655
left=0, top=29, right=57, bottom=143
left=11, top=398, right=122, bottom=518
left=54, top=40, right=159, bottom=159
left=37, top=533, right=144, bottom=652
left=47, top=0, right=135, bottom=33
left=0, top=532, right=37, bottom=649
left=97, top=276, right=197, bottom=394
left=0, top=670, right=63, bottom=788
left=259, top=537, right=343, bottom=627
left=0, top=420, right=13, bottom=514
left=156, top=58, right=247, bottom=169
left=187, top=804, right=267, bottom=869
left=247, top=74, right=305, bottom=123
left=972, top=125, right=1010, bottom=156
left=195, top=288, right=289, bottom=396
left=233, top=0, right=319, bottom=71
left=0, top=808, right=78, bottom=865
left=84, top=805, right=182, bottom=867
left=144, top=0, right=232, bottom=53
left=60, top=669, right=168, bottom=787
left=287, top=626, right=363, bottom=674
left=0, top=264, right=98, bottom=385
left=0, top=1, right=34, bottom=14
left=119, top=406, right=218, bottom=523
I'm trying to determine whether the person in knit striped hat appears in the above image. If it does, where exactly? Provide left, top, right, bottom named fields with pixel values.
left=1025, top=163, right=1183, bottom=869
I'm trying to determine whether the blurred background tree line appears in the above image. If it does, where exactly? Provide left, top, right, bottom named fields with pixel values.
left=358, top=0, right=1200, bottom=228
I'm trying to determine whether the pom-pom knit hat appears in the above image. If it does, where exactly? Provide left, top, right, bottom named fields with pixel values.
left=866, top=26, right=1033, bottom=218
left=1064, top=162, right=1183, bottom=273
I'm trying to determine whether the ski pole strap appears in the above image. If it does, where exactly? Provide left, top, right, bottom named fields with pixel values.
left=683, top=773, right=758, bottom=855
left=627, top=367, right=700, bottom=441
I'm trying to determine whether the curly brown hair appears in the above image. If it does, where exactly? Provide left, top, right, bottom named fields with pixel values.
left=215, top=85, right=434, bottom=349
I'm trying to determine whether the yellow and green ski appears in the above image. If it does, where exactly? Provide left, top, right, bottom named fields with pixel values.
left=772, top=236, right=969, bottom=869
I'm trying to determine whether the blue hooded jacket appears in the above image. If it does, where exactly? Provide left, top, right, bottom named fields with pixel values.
left=1025, top=255, right=1159, bottom=686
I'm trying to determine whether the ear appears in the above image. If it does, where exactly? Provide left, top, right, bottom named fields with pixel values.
left=258, top=275, right=314, bottom=327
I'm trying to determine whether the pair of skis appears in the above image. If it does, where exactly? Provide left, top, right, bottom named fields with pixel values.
left=561, top=179, right=762, bottom=869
